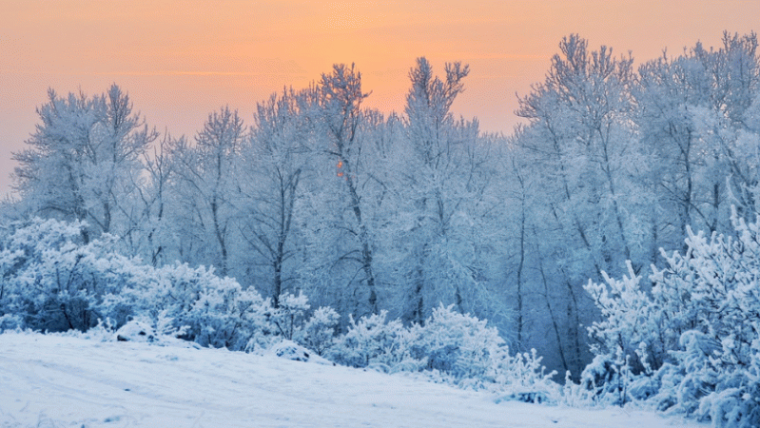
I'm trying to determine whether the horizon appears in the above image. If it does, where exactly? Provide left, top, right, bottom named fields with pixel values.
left=2, top=0, right=760, bottom=196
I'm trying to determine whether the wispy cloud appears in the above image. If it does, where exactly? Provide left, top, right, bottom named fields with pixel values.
left=93, top=70, right=306, bottom=77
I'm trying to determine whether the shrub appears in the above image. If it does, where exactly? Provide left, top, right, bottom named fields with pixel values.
left=0, top=218, right=136, bottom=332
left=579, top=210, right=760, bottom=427
left=328, top=305, right=559, bottom=400
left=0, top=218, right=273, bottom=351
left=296, top=306, right=340, bottom=356
left=329, top=310, right=420, bottom=372
left=270, top=292, right=310, bottom=340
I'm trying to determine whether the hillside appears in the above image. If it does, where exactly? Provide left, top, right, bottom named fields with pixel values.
left=0, top=332, right=702, bottom=428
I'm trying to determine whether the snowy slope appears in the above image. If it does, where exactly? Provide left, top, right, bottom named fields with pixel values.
left=0, top=332, right=703, bottom=428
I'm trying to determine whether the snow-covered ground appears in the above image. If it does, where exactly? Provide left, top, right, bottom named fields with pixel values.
left=0, top=332, right=703, bottom=428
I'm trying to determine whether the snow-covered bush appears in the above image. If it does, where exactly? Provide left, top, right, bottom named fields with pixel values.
left=564, top=346, right=656, bottom=407
left=270, top=292, right=310, bottom=340
left=329, top=310, right=421, bottom=372
left=296, top=306, right=340, bottom=356
left=415, top=305, right=557, bottom=400
left=0, top=218, right=274, bottom=351
left=0, top=218, right=139, bottom=332
left=105, top=261, right=272, bottom=351
left=580, top=210, right=760, bottom=427
left=328, top=305, right=558, bottom=401
left=410, top=305, right=505, bottom=382
left=0, top=314, right=23, bottom=332
left=488, top=348, right=560, bottom=404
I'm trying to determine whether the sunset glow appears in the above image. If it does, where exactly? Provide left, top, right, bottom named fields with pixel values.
left=2, top=0, right=760, bottom=194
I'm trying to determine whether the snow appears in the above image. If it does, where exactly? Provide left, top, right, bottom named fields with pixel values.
left=0, top=332, right=703, bottom=428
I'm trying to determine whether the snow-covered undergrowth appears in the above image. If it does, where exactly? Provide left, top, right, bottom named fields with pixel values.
left=578, top=210, right=760, bottom=427
left=0, top=331, right=702, bottom=428
left=0, top=217, right=750, bottom=427
left=329, top=307, right=559, bottom=403
left=0, top=219, right=557, bottom=402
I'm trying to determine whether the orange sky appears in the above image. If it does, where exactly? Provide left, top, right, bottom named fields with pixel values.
left=2, top=0, right=760, bottom=195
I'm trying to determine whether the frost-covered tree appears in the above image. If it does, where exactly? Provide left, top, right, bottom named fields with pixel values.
left=241, top=88, right=313, bottom=307
left=309, top=64, right=381, bottom=316
left=168, top=107, right=245, bottom=277
left=636, top=32, right=760, bottom=242
left=399, top=57, right=498, bottom=325
left=513, top=34, right=644, bottom=376
left=134, top=134, right=174, bottom=267
left=13, top=84, right=157, bottom=243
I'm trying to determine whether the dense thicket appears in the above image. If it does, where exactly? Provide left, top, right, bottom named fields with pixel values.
left=579, top=212, right=760, bottom=427
left=3, top=32, right=760, bottom=417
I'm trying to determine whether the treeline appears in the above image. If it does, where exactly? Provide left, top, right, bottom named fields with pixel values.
left=4, top=32, right=760, bottom=380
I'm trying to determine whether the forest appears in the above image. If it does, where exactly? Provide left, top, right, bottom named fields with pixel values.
left=2, top=32, right=760, bottom=426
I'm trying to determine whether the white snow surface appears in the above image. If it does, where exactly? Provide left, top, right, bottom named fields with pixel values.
left=0, top=332, right=704, bottom=428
